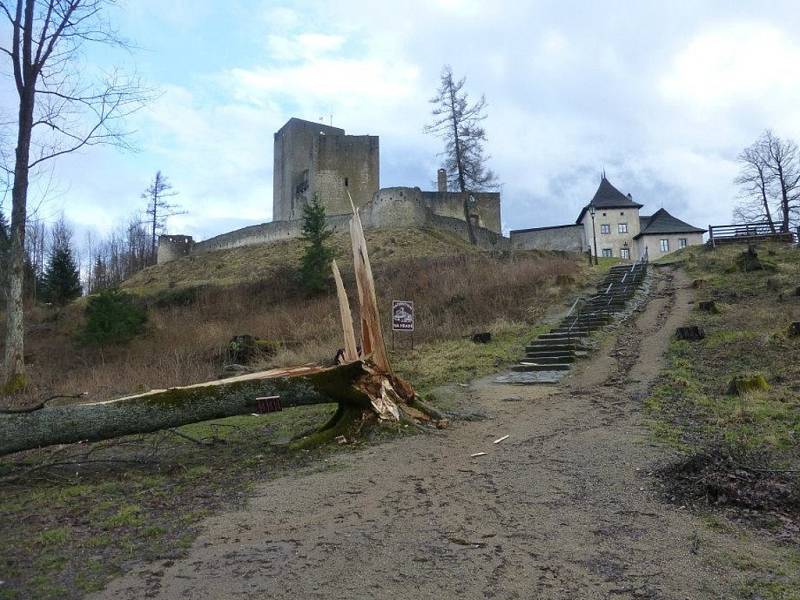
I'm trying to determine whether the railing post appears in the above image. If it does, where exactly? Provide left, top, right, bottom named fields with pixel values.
left=709, top=225, right=715, bottom=248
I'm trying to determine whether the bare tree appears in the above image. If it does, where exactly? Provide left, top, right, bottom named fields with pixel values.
left=761, top=130, right=800, bottom=233
left=425, top=65, right=497, bottom=244
left=0, top=0, right=149, bottom=392
left=734, top=139, right=776, bottom=232
left=142, top=170, right=182, bottom=264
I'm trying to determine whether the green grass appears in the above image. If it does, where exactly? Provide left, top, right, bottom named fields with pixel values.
left=645, top=242, right=800, bottom=597
left=646, top=242, right=800, bottom=456
left=392, top=319, right=546, bottom=394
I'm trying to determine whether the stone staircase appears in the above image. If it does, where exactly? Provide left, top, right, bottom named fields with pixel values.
left=498, top=260, right=649, bottom=384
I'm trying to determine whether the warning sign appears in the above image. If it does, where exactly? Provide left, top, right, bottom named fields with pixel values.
left=391, top=300, right=414, bottom=331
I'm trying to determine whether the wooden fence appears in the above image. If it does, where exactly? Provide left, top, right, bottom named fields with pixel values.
left=707, top=222, right=797, bottom=248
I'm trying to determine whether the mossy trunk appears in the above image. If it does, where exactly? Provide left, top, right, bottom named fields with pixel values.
left=0, top=363, right=373, bottom=456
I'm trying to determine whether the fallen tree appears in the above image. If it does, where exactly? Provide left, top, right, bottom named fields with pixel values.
left=0, top=195, right=444, bottom=457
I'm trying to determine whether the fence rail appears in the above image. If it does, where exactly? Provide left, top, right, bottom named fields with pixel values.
left=707, top=222, right=796, bottom=248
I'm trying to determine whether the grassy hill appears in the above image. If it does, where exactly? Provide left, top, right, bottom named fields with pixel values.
left=647, top=242, right=800, bottom=553
left=123, top=227, right=484, bottom=294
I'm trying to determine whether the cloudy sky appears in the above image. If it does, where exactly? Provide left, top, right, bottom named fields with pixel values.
left=4, top=0, right=800, bottom=244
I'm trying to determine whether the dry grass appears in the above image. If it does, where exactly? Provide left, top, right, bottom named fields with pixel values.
left=122, top=227, right=482, bottom=293
left=2, top=236, right=587, bottom=408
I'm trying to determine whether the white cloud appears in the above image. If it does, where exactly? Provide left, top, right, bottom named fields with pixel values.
left=660, top=23, right=800, bottom=119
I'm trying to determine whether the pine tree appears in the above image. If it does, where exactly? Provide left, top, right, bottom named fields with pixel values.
left=425, top=65, right=498, bottom=244
left=300, top=195, right=334, bottom=293
left=42, top=239, right=82, bottom=306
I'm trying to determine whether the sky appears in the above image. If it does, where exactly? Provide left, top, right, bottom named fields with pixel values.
left=4, top=0, right=800, bottom=246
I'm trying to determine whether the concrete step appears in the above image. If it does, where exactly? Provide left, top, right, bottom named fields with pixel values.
left=511, top=363, right=572, bottom=372
left=520, top=355, right=575, bottom=364
left=539, top=332, right=590, bottom=339
left=548, top=328, right=592, bottom=336
left=525, top=352, right=576, bottom=360
left=556, top=321, right=605, bottom=329
left=562, top=315, right=611, bottom=322
left=525, top=346, right=587, bottom=355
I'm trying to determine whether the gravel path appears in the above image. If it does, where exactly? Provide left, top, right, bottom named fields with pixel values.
left=91, top=267, right=784, bottom=599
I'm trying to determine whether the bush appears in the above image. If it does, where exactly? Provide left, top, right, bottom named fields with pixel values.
left=80, top=289, right=147, bottom=346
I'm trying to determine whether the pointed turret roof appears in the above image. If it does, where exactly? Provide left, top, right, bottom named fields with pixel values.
left=634, top=208, right=705, bottom=238
left=576, top=176, right=643, bottom=223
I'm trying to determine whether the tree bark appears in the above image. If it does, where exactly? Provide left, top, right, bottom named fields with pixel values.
left=3, top=65, right=35, bottom=393
left=0, top=362, right=378, bottom=456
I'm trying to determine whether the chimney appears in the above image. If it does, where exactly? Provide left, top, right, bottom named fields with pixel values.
left=437, top=168, right=447, bottom=192
left=627, top=193, right=633, bottom=200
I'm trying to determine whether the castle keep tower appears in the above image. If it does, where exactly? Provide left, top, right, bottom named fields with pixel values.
left=273, top=118, right=379, bottom=221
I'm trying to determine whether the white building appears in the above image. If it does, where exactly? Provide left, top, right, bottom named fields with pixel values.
left=511, top=176, right=705, bottom=260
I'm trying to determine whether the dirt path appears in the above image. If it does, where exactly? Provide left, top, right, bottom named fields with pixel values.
left=92, top=268, right=782, bottom=599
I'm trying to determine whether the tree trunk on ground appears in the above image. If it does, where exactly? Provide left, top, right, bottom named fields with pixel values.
left=0, top=362, right=424, bottom=456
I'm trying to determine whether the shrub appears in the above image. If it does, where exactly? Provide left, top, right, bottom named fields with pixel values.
left=80, top=289, right=147, bottom=346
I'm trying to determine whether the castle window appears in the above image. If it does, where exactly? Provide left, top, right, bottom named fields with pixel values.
left=620, top=248, right=630, bottom=259
left=600, top=224, right=610, bottom=234
left=660, top=239, right=669, bottom=252
left=679, top=238, right=688, bottom=248
left=602, top=248, right=613, bottom=257
left=618, top=223, right=628, bottom=233
left=344, top=177, right=349, bottom=187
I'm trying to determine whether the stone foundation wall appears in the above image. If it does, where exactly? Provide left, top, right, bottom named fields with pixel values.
left=510, top=224, right=587, bottom=252
left=160, top=188, right=509, bottom=262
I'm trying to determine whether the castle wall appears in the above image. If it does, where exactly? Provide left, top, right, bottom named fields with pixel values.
left=163, top=187, right=508, bottom=262
left=314, top=134, right=379, bottom=216
left=510, top=225, right=586, bottom=252
left=418, top=191, right=501, bottom=233
left=273, top=119, right=345, bottom=222
left=156, top=235, right=194, bottom=263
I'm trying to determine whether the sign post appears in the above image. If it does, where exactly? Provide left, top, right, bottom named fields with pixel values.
left=391, top=300, right=414, bottom=350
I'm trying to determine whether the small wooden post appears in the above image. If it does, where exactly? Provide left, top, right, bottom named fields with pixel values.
left=709, top=225, right=715, bottom=249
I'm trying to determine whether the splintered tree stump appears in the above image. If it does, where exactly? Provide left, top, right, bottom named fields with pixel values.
left=789, top=322, right=800, bottom=337
left=698, top=301, right=720, bottom=314
left=675, top=326, right=705, bottom=341
left=692, top=279, right=707, bottom=289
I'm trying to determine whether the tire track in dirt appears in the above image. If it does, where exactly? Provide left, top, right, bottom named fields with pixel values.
left=91, top=267, right=784, bottom=600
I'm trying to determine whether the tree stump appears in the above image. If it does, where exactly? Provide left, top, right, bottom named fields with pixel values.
left=698, top=301, right=720, bottom=314
left=789, top=322, right=800, bottom=337
left=675, top=326, right=705, bottom=341
left=471, top=332, right=492, bottom=344
left=726, top=373, right=769, bottom=396
left=691, top=279, right=707, bottom=289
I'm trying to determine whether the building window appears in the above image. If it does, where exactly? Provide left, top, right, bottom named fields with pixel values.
left=602, top=248, right=613, bottom=257
left=600, top=224, right=610, bottom=234
left=620, top=248, right=630, bottom=259
left=618, top=223, right=628, bottom=233
left=679, top=238, right=688, bottom=248
left=344, top=177, right=349, bottom=187
left=660, top=239, right=669, bottom=252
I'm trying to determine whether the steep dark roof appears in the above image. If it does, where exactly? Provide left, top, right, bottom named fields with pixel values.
left=634, top=208, right=705, bottom=238
left=575, top=176, right=643, bottom=223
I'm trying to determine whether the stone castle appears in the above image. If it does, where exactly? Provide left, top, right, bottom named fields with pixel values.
left=157, top=117, right=505, bottom=263
left=157, top=118, right=704, bottom=264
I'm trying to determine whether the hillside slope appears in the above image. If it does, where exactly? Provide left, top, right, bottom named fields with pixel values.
left=123, top=227, right=485, bottom=294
